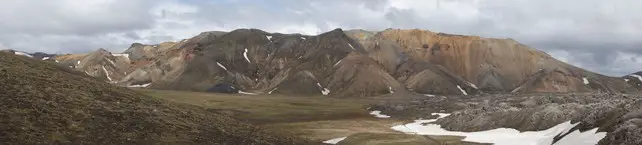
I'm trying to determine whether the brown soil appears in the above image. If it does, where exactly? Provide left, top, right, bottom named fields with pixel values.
left=0, top=52, right=317, bottom=145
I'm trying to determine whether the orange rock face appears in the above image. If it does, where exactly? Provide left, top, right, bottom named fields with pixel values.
left=374, top=29, right=566, bottom=92
left=369, top=29, right=637, bottom=93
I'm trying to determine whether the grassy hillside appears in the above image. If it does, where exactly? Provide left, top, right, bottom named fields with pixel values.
left=0, top=52, right=316, bottom=144
left=136, top=89, right=480, bottom=144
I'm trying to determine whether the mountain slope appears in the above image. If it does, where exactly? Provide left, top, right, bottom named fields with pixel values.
left=0, top=52, right=314, bottom=144
left=17, top=28, right=642, bottom=96
left=156, top=28, right=386, bottom=97
left=368, top=29, right=638, bottom=93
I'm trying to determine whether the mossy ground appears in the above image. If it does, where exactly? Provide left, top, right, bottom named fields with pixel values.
left=0, top=52, right=316, bottom=145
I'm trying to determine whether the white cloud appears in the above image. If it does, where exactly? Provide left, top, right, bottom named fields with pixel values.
left=0, top=0, right=640, bottom=76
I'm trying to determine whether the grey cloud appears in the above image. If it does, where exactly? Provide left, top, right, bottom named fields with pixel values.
left=1, top=0, right=641, bottom=76
left=0, top=0, right=161, bottom=54
left=0, top=0, right=157, bottom=36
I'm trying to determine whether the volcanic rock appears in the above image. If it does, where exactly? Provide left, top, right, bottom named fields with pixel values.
left=371, top=28, right=638, bottom=94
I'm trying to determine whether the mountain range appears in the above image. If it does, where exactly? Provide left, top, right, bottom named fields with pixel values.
left=4, top=28, right=642, bottom=97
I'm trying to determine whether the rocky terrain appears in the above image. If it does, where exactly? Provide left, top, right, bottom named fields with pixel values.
left=7, top=28, right=641, bottom=97
left=0, top=52, right=317, bottom=144
left=4, top=28, right=642, bottom=144
left=368, top=93, right=642, bottom=145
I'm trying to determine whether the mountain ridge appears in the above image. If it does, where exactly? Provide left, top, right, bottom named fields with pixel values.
left=6, top=28, right=641, bottom=97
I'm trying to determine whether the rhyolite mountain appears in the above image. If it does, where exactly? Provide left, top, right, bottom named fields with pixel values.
left=10, top=28, right=642, bottom=97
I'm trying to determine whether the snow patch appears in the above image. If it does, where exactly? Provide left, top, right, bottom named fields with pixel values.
left=582, top=77, right=589, bottom=85
left=14, top=51, right=33, bottom=57
left=216, top=62, right=227, bottom=71
left=424, top=94, right=436, bottom=97
left=625, top=79, right=630, bottom=82
left=77, top=60, right=81, bottom=65
left=321, top=88, right=330, bottom=95
left=333, top=60, right=342, bottom=66
left=511, top=86, right=523, bottom=93
left=243, top=48, right=251, bottom=63
left=348, top=43, right=355, bottom=50
left=101, top=66, right=113, bottom=82
left=128, top=83, right=151, bottom=88
left=388, top=86, right=394, bottom=94
left=301, top=37, right=306, bottom=40
left=238, top=91, right=258, bottom=95
left=457, top=85, right=468, bottom=95
left=266, top=35, right=272, bottom=40
left=316, top=83, right=331, bottom=95
left=268, top=88, right=278, bottom=94
left=113, top=53, right=129, bottom=59
left=370, top=110, right=391, bottom=118
left=55, top=60, right=59, bottom=63
left=322, top=137, right=347, bottom=144
left=554, top=128, right=606, bottom=145
left=467, top=82, right=478, bottom=89
left=42, top=57, right=50, bottom=60
left=629, top=74, right=642, bottom=82
left=391, top=113, right=606, bottom=145
left=106, top=58, right=117, bottom=67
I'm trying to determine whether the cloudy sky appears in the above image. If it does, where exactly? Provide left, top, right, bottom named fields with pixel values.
left=0, top=0, right=640, bottom=76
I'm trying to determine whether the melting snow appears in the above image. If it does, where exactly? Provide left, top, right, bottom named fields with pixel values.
left=316, top=83, right=331, bottom=95
left=391, top=113, right=606, bottom=145
left=238, top=91, right=258, bottom=95
left=243, top=48, right=251, bottom=63
left=216, top=62, right=227, bottom=71
left=629, top=74, right=642, bottom=82
left=128, top=83, right=151, bottom=88
left=266, top=35, right=272, bottom=40
left=14, top=51, right=33, bottom=57
left=457, top=85, right=468, bottom=95
left=113, top=53, right=129, bottom=58
left=322, top=137, right=347, bottom=144
left=467, top=82, right=478, bottom=89
left=582, top=77, right=589, bottom=85
left=106, top=58, right=117, bottom=67
left=321, top=88, right=330, bottom=95
left=42, top=57, right=50, bottom=60
left=333, top=60, right=342, bottom=66
left=370, top=110, right=391, bottom=118
left=101, top=66, right=113, bottom=82
left=268, top=88, right=278, bottom=94
left=388, top=86, right=394, bottom=94
left=348, top=43, right=355, bottom=50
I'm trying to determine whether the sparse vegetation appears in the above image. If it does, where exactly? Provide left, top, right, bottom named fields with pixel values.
left=0, top=52, right=316, bottom=145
